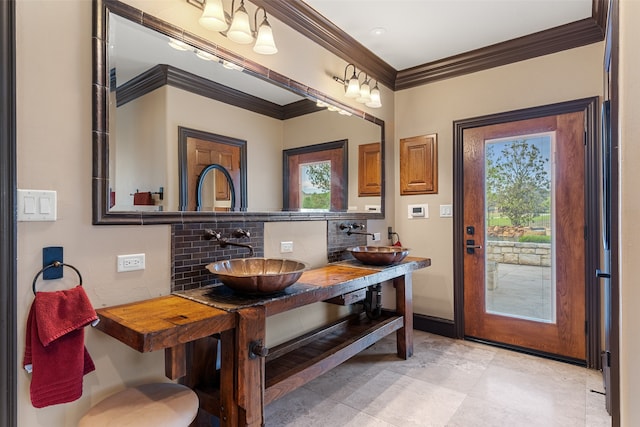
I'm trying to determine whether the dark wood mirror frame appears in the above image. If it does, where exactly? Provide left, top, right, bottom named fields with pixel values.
left=92, top=0, right=385, bottom=225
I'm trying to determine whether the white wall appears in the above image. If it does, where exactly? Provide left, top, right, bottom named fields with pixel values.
left=395, top=43, right=603, bottom=319
left=619, top=1, right=640, bottom=424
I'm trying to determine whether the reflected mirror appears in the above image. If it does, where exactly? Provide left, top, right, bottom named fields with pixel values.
left=94, top=0, right=384, bottom=223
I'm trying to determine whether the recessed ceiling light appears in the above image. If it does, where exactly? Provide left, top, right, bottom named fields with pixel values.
left=370, top=27, right=386, bottom=36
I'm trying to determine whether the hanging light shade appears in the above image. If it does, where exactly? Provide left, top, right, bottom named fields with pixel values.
left=253, top=15, right=277, bottom=54
left=199, top=0, right=228, bottom=32
left=333, top=65, right=383, bottom=108
left=366, top=81, right=382, bottom=108
left=345, top=70, right=360, bottom=98
left=356, top=78, right=371, bottom=103
left=227, top=1, right=254, bottom=44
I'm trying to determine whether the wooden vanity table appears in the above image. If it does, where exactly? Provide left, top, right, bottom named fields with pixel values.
left=95, top=257, right=430, bottom=427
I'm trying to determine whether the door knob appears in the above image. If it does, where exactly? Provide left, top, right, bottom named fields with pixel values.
left=466, top=239, right=482, bottom=254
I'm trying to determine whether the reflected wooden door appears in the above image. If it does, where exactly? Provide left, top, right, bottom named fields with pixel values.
left=186, top=137, right=240, bottom=211
left=462, top=111, right=586, bottom=361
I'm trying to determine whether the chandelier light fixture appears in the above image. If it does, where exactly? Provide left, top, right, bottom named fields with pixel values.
left=333, top=64, right=382, bottom=108
left=187, top=0, right=278, bottom=55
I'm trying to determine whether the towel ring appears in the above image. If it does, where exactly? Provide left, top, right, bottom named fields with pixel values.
left=32, top=261, right=83, bottom=295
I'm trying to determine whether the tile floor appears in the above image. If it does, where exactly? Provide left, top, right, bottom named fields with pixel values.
left=264, top=331, right=611, bottom=427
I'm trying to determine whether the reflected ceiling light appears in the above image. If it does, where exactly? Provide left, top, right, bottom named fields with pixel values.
left=168, top=38, right=190, bottom=51
left=222, top=60, right=244, bottom=71
left=195, top=49, right=216, bottom=61
left=188, top=0, right=278, bottom=54
left=333, top=64, right=382, bottom=108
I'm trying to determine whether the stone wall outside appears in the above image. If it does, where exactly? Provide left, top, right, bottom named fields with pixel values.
left=486, top=240, right=551, bottom=267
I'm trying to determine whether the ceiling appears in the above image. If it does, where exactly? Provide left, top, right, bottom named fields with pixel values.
left=302, top=0, right=594, bottom=71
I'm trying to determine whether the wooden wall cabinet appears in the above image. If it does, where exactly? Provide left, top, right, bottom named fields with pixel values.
left=358, top=142, right=381, bottom=196
left=400, top=134, right=438, bottom=195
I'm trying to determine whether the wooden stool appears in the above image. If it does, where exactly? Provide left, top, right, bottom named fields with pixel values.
left=78, top=383, right=199, bottom=427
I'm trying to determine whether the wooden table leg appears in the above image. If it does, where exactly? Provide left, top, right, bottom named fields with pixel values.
left=394, top=272, right=413, bottom=359
left=219, top=329, right=238, bottom=427
left=164, top=344, right=186, bottom=379
left=236, top=306, right=266, bottom=427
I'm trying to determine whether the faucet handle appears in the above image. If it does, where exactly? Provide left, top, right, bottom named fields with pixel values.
left=232, top=228, right=250, bottom=238
left=203, top=229, right=222, bottom=240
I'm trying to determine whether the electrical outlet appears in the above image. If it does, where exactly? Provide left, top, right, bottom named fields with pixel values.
left=372, top=232, right=381, bottom=241
left=117, top=253, right=145, bottom=272
left=280, top=241, right=294, bottom=253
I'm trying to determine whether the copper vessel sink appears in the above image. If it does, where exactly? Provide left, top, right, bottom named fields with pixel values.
left=206, top=258, right=308, bottom=295
left=346, top=246, right=410, bottom=266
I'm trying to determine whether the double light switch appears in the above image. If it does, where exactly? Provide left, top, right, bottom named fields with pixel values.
left=18, top=189, right=57, bottom=221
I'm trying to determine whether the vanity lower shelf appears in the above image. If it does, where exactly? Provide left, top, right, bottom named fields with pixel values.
left=195, top=311, right=402, bottom=412
left=264, top=311, right=403, bottom=404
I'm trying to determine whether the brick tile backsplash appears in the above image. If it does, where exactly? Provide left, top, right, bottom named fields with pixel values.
left=327, top=219, right=368, bottom=263
left=171, top=220, right=369, bottom=291
left=171, top=222, right=264, bottom=292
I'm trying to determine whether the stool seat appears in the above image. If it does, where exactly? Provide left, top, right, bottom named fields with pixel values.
left=78, top=383, right=198, bottom=427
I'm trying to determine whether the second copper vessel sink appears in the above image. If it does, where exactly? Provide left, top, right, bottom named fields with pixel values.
left=346, top=246, right=410, bottom=266
left=206, top=258, right=308, bottom=295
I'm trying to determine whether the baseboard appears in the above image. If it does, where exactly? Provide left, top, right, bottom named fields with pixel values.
left=413, top=313, right=456, bottom=338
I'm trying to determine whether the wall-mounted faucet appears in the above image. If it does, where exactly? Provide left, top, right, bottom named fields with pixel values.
left=203, top=229, right=254, bottom=257
left=339, top=222, right=374, bottom=238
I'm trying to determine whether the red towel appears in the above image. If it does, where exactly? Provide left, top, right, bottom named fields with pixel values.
left=23, top=285, right=98, bottom=408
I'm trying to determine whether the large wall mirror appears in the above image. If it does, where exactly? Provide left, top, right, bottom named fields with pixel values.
left=93, top=0, right=385, bottom=224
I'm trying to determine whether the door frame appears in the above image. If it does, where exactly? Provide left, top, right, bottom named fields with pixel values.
left=0, top=1, right=17, bottom=426
left=453, top=97, right=600, bottom=368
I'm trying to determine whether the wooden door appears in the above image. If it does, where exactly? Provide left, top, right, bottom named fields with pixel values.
left=186, top=138, right=240, bottom=211
left=462, top=112, right=586, bottom=361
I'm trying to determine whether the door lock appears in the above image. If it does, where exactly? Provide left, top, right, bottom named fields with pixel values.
left=466, top=239, right=482, bottom=254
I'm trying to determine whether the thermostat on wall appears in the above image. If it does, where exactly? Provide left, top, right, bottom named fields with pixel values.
left=407, top=204, right=428, bottom=219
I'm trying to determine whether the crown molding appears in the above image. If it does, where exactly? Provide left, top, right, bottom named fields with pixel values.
left=115, top=64, right=322, bottom=119
left=255, top=0, right=606, bottom=91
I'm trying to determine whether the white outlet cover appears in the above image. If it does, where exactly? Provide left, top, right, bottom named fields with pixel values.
left=117, top=253, right=146, bottom=272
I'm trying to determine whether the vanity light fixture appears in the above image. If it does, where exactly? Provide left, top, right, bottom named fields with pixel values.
left=333, top=64, right=382, bottom=108
left=187, top=0, right=278, bottom=55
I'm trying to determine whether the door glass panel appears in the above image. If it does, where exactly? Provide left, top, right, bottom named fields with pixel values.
left=484, top=133, right=556, bottom=323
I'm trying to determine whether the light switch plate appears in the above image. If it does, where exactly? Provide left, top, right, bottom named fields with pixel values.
left=18, top=189, right=57, bottom=221
left=440, top=204, right=453, bottom=217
